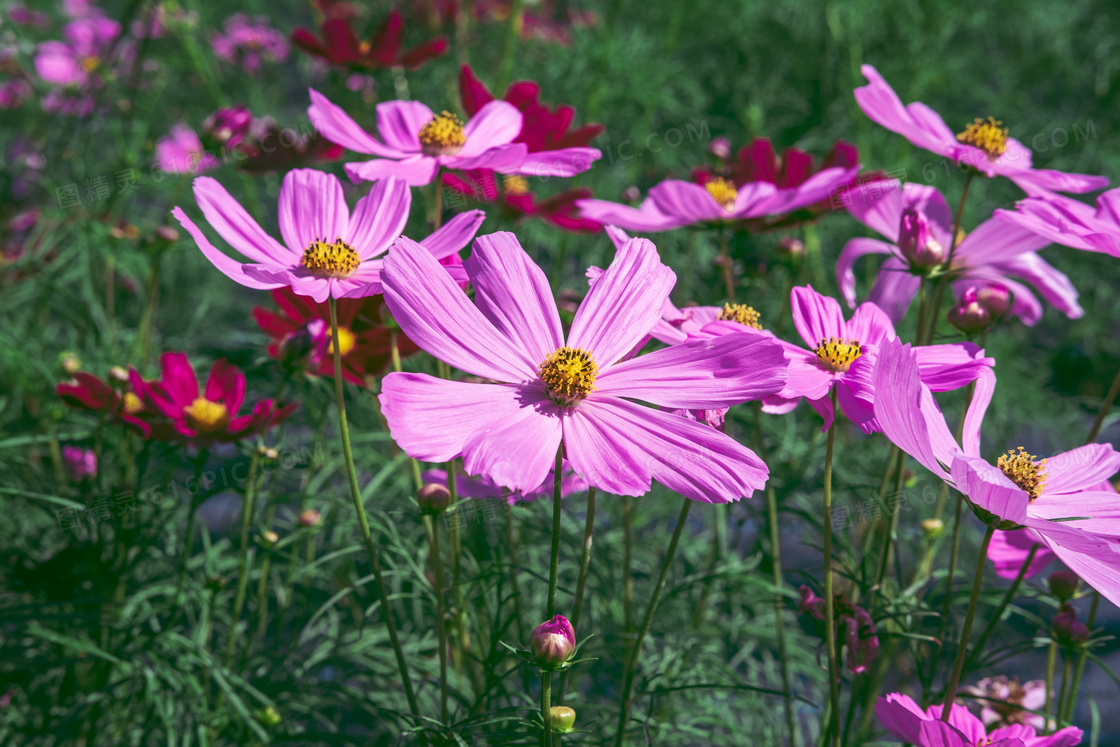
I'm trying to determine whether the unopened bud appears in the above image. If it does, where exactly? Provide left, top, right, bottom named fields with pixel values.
left=976, top=285, right=1011, bottom=318
left=1049, top=570, right=1080, bottom=602
left=59, top=352, right=82, bottom=375
left=256, top=706, right=281, bottom=727
left=1052, top=603, right=1090, bottom=646
left=154, top=225, right=180, bottom=243
left=620, top=186, right=641, bottom=204
left=418, top=483, right=452, bottom=514
left=921, top=518, right=944, bottom=538
left=260, top=530, right=279, bottom=548
left=530, top=614, right=575, bottom=668
left=259, top=446, right=279, bottom=460
left=897, top=209, right=947, bottom=269
left=947, top=288, right=991, bottom=334
left=708, top=136, right=732, bottom=161
left=550, top=705, right=576, bottom=733
left=299, top=508, right=321, bottom=527
left=778, top=236, right=805, bottom=258
left=108, top=366, right=130, bottom=385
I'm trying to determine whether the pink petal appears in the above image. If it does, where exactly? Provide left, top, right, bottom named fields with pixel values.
left=575, top=197, right=687, bottom=232
left=962, top=367, right=995, bottom=458
left=1045, top=443, right=1120, bottom=494
left=460, top=389, right=563, bottom=494
left=868, top=256, right=921, bottom=323
left=418, top=209, right=485, bottom=260
left=790, top=285, right=846, bottom=349
left=278, top=169, right=350, bottom=251
left=308, top=88, right=405, bottom=157
left=950, top=455, right=1029, bottom=525
left=596, top=332, right=788, bottom=409
left=730, top=180, right=780, bottom=218
left=988, top=529, right=1057, bottom=579
left=956, top=216, right=1049, bottom=264
left=988, top=253, right=1083, bottom=319
left=516, top=147, right=601, bottom=178
left=854, top=65, right=956, bottom=157
left=171, top=207, right=284, bottom=291
left=346, top=155, right=439, bottom=186
left=845, top=301, right=895, bottom=347
left=1027, top=519, right=1120, bottom=608
left=462, top=231, right=564, bottom=364
left=836, top=238, right=896, bottom=308
left=375, top=99, right=432, bottom=154
left=873, top=693, right=929, bottom=744
left=382, top=236, right=538, bottom=382
left=189, top=177, right=291, bottom=263
left=459, top=100, right=522, bottom=156
left=242, top=265, right=334, bottom=302
left=912, top=342, right=994, bottom=392
left=448, top=142, right=528, bottom=173
left=347, top=176, right=410, bottom=260
left=205, top=359, right=245, bottom=415
left=563, top=395, right=769, bottom=503
left=567, top=238, right=676, bottom=367
left=160, top=352, right=199, bottom=407
left=649, top=179, right=726, bottom=222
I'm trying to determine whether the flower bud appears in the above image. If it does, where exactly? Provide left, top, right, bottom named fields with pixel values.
left=154, top=225, right=180, bottom=244
left=256, top=705, right=281, bottom=727
left=259, top=530, right=279, bottom=548
left=298, top=508, right=321, bottom=527
left=62, top=446, right=97, bottom=482
left=1052, top=603, right=1090, bottom=646
left=59, top=352, right=82, bottom=376
left=778, top=236, right=805, bottom=259
left=201, top=106, right=254, bottom=148
left=920, top=518, right=944, bottom=538
left=108, top=366, right=130, bottom=385
left=417, top=483, right=452, bottom=514
left=976, top=285, right=1011, bottom=318
left=708, top=136, right=732, bottom=161
left=530, top=614, right=575, bottom=668
left=620, top=186, right=641, bottom=204
left=550, top=705, right=576, bottom=733
left=897, top=209, right=946, bottom=269
left=947, top=288, right=991, bottom=334
left=1049, top=570, right=1080, bottom=601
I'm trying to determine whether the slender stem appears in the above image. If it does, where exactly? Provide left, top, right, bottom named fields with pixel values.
left=821, top=386, right=840, bottom=747
left=541, top=670, right=553, bottom=747
left=506, top=503, right=530, bottom=693
left=1055, top=654, right=1072, bottom=729
left=1063, top=591, right=1100, bottom=723
left=425, top=514, right=450, bottom=723
left=1087, top=366, right=1120, bottom=443
left=390, top=65, right=410, bottom=100
left=558, top=487, right=596, bottom=703
left=933, top=492, right=965, bottom=681
left=329, top=298, right=422, bottom=726
left=614, top=497, right=692, bottom=747
left=940, top=525, right=995, bottom=721
left=251, top=486, right=278, bottom=647
left=494, top=0, right=525, bottom=92
left=172, top=450, right=209, bottom=616
left=622, top=496, right=633, bottom=630
left=388, top=325, right=424, bottom=491
left=431, top=176, right=444, bottom=231
left=924, top=173, right=974, bottom=344
left=967, top=544, right=1039, bottom=668
left=1044, top=640, right=1058, bottom=732
left=547, top=448, right=564, bottom=618
left=221, top=448, right=260, bottom=671
left=136, top=249, right=164, bottom=368
left=875, top=449, right=907, bottom=590
left=718, top=226, right=735, bottom=303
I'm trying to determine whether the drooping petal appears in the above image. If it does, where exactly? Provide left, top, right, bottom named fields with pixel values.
left=595, top=332, right=788, bottom=409
left=790, top=285, right=846, bottom=349
left=988, top=253, right=1083, bottom=319
left=988, top=529, right=1057, bottom=579
left=375, top=99, right=432, bottom=153
left=853, top=65, right=957, bottom=157
left=950, top=455, right=1029, bottom=526
left=345, top=154, right=440, bottom=186
left=567, top=238, right=676, bottom=367
left=346, top=176, right=411, bottom=259
left=278, top=169, right=350, bottom=253
left=955, top=216, right=1049, bottom=264
left=418, top=209, right=486, bottom=260
left=836, top=238, right=896, bottom=308
left=187, top=177, right=291, bottom=263
left=562, top=395, right=769, bottom=503
left=241, top=265, right=335, bottom=302
left=462, top=231, right=564, bottom=364
left=575, top=197, right=687, bottom=232
left=308, top=88, right=406, bottom=157
left=381, top=236, right=539, bottom=382
left=516, top=147, right=600, bottom=178
left=171, top=207, right=285, bottom=291
left=458, top=100, right=522, bottom=156
left=912, top=342, right=993, bottom=392
left=1028, top=519, right=1120, bottom=608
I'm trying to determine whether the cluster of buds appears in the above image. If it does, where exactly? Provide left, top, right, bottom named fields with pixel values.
left=947, top=285, right=1012, bottom=334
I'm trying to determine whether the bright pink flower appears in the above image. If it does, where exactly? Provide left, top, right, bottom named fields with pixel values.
left=963, top=676, right=1047, bottom=730
left=62, top=446, right=97, bottom=482
left=837, top=181, right=1080, bottom=326
left=131, top=352, right=296, bottom=445
left=155, top=124, right=220, bottom=175
left=211, top=14, right=288, bottom=73
left=996, top=188, right=1120, bottom=258
left=875, top=692, right=1081, bottom=746
left=378, top=232, right=789, bottom=501
left=173, top=170, right=484, bottom=302
left=855, top=64, right=1108, bottom=196
left=309, top=90, right=532, bottom=187
left=873, top=337, right=1120, bottom=607
left=291, top=6, right=448, bottom=71
left=56, top=371, right=158, bottom=437
left=420, top=464, right=588, bottom=505
left=34, top=17, right=121, bottom=87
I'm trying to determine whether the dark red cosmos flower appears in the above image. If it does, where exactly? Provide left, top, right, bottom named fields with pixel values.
left=291, top=2, right=448, bottom=71
left=131, top=352, right=297, bottom=445
left=442, top=64, right=604, bottom=233
left=56, top=371, right=159, bottom=437
left=252, top=288, right=420, bottom=387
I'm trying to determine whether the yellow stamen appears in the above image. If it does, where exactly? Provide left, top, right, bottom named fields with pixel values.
left=716, top=303, right=762, bottom=329
left=301, top=237, right=360, bottom=278
left=503, top=175, right=530, bottom=195
left=814, top=337, right=862, bottom=372
left=328, top=326, right=357, bottom=357
left=957, top=117, right=1008, bottom=159
left=79, top=56, right=100, bottom=73
left=123, top=392, right=143, bottom=414
left=183, top=397, right=230, bottom=433
left=704, top=177, right=738, bottom=211
left=538, top=347, right=598, bottom=404
left=998, top=447, right=1047, bottom=502
left=418, top=111, right=467, bottom=155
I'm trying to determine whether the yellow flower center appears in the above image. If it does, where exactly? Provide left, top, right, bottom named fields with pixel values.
left=300, top=238, right=360, bottom=278
left=184, top=397, right=230, bottom=433
left=538, top=347, right=598, bottom=404
left=329, top=326, right=357, bottom=357
left=123, top=392, right=143, bottom=414
left=814, top=337, right=862, bottom=372
left=503, top=175, right=530, bottom=195
left=716, top=303, right=762, bottom=329
left=704, top=177, right=738, bottom=211
left=418, top=111, right=467, bottom=155
left=79, top=56, right=100, bottom=73
left=957, top=117, right=1009, bottom=159
left=997, top=447, right=1047, bottom=502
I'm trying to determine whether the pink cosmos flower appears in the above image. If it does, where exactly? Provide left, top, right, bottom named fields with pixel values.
left=172, top=170, right=484, bottom=302
left=211, top=14, right=288, bottom=73
left=62, top=446, right=97, bottom=482
left=837, top=180, right=1080, bottom=325
left=421, top=465, right=588, bottom=505
left=155, top=124, right=220, bottom=175
left=995, top=188, right=1120, bottom=258
left=875, top=692, right=1081, bottom=747
left=34, top=17, right=121, bottom=87
left=963, top=676, right=1047, bottom=730
left=798, top=586, right=879, bottom=675
left=378, top=232, right=789, bottom=501
left=308, top=90, right=537, bottom=186
left=873, top=337, right=1120, bottom=607
left=855, top=65, right=1108, bottom=196
left=131, top=352, right=297, bottom=445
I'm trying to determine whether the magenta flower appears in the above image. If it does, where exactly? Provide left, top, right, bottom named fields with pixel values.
left=873, top=337, right=1120, bottom=607
left=309, top=90, right=537, bottom=186
left=34, top=17, right=121, bottom=87
left=420, top=465, right=588, bottom=505
left=378, top=232, right=789, bottom=501
left=837, top=180, right=1080, bottom=325
left=963, top=676, right=1047, bottom=730
left=211, top=14, right=288, bottom=73
left=996, top=188, right=1120, bottom=258
left=62, top=446, right=97, bottom=482
left=855, top=64, right=1108, bottom=196
left=155, top=124, right=220, bottom=175
left=575, top=178, right=779, bottom=232
left=172, top=170, right=484, bottom=302
left=798, top=586, right=879, bottom=675
left=875, top=692, right=1081, bottom=747
left=988, top=528, right=1059, bottom=580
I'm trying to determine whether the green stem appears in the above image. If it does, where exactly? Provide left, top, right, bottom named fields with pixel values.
left=541, top=670, right=553, bottom=747
left=494, top=0, right=525, bottom=92
left=172, top=450, right=209, bottom=616
left=614, top=497, right=692, bottom=747
left=967, top=544, right=1038, bottom=669
left=221, top=448, right=261, bottom=671
left=940, top=524, right=995, bottom=721
left=931, top=491, right=964, bottom=688
left=822, top=386, right=840, bottom=747
left=251, top=488, right=277, bottom=647
left=923, top=172, right=974, bottom=344
left=1055, top=654, right=1072, bottom=730
left=874, top=449, right=907, bottom=591
left=718, top=226, right=735, bottom=303
left=1063, top=591, right=1100, bottom=723
left=1087, top=366, right=1120, bottom=443
left=558, top=487, right=596, bottom=703
left=330, top=298, right=422, bottom=727
left=390, top=66, right=410, bottom=100
left=389, top=326, right=424, bottom=491
left=425, top=514, right=450, bottom=723
left=135, top=249, right=164, bottom=368
left=622, top=496, right=633, bottom=630
left=1044, top=640, right=1058, bottom=732
left=547, top=448, right=564, bottom=618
